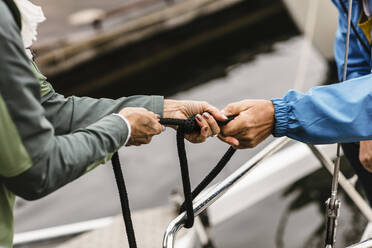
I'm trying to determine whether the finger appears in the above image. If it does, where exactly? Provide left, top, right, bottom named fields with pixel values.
left=218, top=134, right=239, bottom=146
left=360, top=154, right=372, bottom=173
left=195, top=114, right=210, bottom=138
left=202, top=112, right=220, bottom=136
left=221, top=115, right=247, bottom=136
left=126, top=141, right=142, bottom=147
left=146, top=117, right=163, bottom=135
left=222, top=100, right=252, bottom=117
left=152, top=122, right=163, bottom=135
left=203, top=103, right=228, bottom=121
left=135, top=136, right=153, bottom=145
left=185, top=133, right=206, bottom=143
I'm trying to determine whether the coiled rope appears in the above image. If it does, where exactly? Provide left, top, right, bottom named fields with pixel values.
left=111, top=114, right=236, bottom=247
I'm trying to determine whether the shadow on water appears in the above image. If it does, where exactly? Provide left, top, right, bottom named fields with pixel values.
left=51, top=1, right=300, bottom=98
left=101, top=8, right=299, bottom=99
left=275, top=157, right=368, bottom=248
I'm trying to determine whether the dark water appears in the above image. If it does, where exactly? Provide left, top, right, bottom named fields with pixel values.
left=14, top=4, right=367, bottom=248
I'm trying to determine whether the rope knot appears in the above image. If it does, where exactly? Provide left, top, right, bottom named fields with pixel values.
left=178, top=114, right=200, bottom=134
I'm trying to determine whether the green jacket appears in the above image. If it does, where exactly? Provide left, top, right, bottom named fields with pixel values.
left=0, top=1, right=163, bottom=247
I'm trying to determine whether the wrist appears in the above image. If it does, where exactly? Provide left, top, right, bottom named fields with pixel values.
left=112, top=113, right=132, bottom=145
left=163, top=99, right=186, bottom=120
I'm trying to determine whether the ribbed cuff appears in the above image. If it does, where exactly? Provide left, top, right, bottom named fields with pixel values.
left=112, top=114, right=131, bottom=145
left=271, top=98, right=289, bottom=137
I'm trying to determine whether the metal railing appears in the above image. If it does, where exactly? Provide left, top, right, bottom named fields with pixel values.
left=346, top=238, right=372, bottom=248
left=162, top=137, right=289, bottom=248
left=162, top=139, right=372, bottom=248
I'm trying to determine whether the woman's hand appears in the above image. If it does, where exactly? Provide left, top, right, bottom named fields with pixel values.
left=119, top=107, right=163, bottom=146
left=163, top=100, right=227, bottom=143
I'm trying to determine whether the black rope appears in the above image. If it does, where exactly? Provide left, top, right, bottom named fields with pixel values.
left=111, top=152, right=137, bottom=248
left=179, top=146, right=236, bottom=213
left=176, top=129, right=195, bottom=228
left=111, top=114, right=236, bottom=247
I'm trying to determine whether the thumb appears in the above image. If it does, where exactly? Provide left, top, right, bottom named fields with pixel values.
left=222, top=100, right=253, bottom=116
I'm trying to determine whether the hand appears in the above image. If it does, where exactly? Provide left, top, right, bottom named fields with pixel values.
left=163, top=99, right=227, bottom=143
left=359, top=140, right=372, bottom=173
left=219, top=99, right=274, bottom=149
left=119, top=107, right=163, bottom=146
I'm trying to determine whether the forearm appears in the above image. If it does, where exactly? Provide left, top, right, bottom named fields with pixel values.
left=4, top=114, right=128, bottom=200
left=272, top=74, right=372, bottom=144
left=0, top=11, right=131, bottom=200
left=42, top=89, right=163, bottom=135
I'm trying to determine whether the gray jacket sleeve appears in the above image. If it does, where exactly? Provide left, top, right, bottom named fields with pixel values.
left=41, top=88, right=163, bottom=135
left=0, top=5, right=162, bottom=200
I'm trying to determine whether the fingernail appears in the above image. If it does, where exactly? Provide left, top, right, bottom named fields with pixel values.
left=156, top=114, right=161, bottom=120
left=196, top=114, right=203, bottom=122
left=220, top=110, right=228, bottom=119
left=203, top=112, right=210, bottom=119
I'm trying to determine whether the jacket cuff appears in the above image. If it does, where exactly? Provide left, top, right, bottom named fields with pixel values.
left=271, top=98, right=289, bottom=137
left=151, top=95, right=164, bottom=117
left=112, top=114, right=131, bottom=145
left=103, top=115, right=130, bottom=147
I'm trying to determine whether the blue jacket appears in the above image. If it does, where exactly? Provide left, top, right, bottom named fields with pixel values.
left=272, top=0, right=372, bottom=144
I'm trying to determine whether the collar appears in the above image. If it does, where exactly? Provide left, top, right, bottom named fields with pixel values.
left=13, top=0, right=45, bottom=59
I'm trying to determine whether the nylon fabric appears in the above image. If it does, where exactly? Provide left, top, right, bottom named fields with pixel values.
left=0, top=185, right=15, bottom=248
left=1, top=0, right=21, bottom=29
left=29, top=61, right=51, bottom=97
left=272, top=1, right=372, bottom=143
left=0, top=95, right=32, bottom=177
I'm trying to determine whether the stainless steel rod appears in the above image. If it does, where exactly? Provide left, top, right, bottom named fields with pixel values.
left=308, top=145, right=372, bottom=222
left=346, top=238, right=372, bottom=248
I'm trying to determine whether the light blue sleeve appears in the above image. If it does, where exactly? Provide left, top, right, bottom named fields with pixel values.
left=272, top=74, right=372, bottom=144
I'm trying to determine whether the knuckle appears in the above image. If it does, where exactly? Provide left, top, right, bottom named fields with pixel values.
left=360, top=156, right=367, bottom=164
left=244, top=132, right=255, bottom=141
left=225, top=104, right=233, bottom=111
left=222, top=126, right=231, bottom=135
left=202, top=132, right=209, bottom=138
left=247, top=142, right=256, bottom=148
left=244, top=117, right=254, bottom=128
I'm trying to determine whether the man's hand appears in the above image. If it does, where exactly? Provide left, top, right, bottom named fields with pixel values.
left=219, top=99, right=275, bottom=149
left=359, top=140, right=372, bottom=173
left=119, top=107, right=163, bottom=146
left=163, top=99, right=227, bottom=143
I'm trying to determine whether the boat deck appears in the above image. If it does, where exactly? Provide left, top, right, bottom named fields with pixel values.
left=57, top=206, right=187, bottom=248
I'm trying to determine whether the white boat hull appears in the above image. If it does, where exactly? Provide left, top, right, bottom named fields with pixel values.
left=282, top=0, right=338, bottom=60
